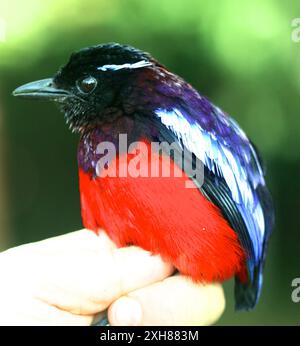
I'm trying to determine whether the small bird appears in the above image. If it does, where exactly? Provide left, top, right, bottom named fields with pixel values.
left=13, top=43, right=274, bottom=310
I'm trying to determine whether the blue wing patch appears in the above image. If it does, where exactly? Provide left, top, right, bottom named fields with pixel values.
left=155, top=104, right=274, bottom=309
left=155, top=106, right=266, bottom=268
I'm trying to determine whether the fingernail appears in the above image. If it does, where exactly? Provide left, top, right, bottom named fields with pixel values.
left=109, top=297, right=143, bottom=326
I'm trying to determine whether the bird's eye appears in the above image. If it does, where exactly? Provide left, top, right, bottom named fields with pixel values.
left=76, top=76, right=98, bottom=94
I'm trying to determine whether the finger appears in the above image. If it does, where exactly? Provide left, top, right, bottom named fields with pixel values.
left=0, top=295, right=94, bottom=326
left=2, top=230, right=174, bottom=315
left=36, top=240, right=174, bottom=314
left=108, top=275, right=225, bottom=326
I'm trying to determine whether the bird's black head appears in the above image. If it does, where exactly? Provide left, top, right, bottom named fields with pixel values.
left=13, top=43, right=162, bottom=132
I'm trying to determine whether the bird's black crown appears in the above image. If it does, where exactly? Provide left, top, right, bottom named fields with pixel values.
left=13, top=43, right=163, bottom=133
left=62, top=43, right=153, bottom=72
left=50, top=43, right=158, bottom=132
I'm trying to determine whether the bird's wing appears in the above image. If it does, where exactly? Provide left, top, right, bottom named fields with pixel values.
left=153, top=101, right=274, bottom=310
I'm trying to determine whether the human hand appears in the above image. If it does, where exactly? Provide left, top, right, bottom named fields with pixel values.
left=0, top=229, right=225, bottom=325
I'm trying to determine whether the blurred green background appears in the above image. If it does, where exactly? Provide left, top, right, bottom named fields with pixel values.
left=0, top=0, right=299, bottom=325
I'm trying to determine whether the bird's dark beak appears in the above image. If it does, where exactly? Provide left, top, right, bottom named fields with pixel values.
left=12, top=78, right=70, bottom=101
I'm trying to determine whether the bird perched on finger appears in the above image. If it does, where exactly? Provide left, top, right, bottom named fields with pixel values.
left=13, top=43, right=274, bottom=310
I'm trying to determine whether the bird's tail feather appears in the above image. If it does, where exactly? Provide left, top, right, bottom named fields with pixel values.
left=234, top=264, right=263, bottom=311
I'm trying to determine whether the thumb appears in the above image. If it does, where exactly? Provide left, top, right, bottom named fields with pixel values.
left=108, top=275, right=225, bottom=326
